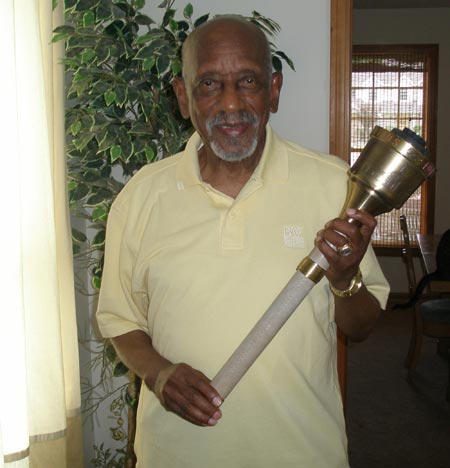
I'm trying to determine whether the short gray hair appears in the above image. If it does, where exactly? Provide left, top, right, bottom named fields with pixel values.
left=181, top=15, right=273, bottom=83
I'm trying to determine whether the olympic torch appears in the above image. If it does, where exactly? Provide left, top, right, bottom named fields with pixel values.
left=211, top=126, right=435, bottom=398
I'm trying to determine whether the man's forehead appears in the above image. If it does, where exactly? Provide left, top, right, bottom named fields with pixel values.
left=190, top=19, right=264, bottom=52
left=183, top=19, right=268, bottom=80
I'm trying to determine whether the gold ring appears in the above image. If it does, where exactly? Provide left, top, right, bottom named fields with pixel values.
left=337, top=242, right=353, bottom=257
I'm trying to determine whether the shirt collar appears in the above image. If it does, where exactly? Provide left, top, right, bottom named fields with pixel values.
left=176, top=124, right=289, bottom=187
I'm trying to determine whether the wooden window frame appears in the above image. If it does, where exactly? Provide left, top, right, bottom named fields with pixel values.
left=330, top=0, right=439, bottom=403
left=351, top=44, right=438, bottom=255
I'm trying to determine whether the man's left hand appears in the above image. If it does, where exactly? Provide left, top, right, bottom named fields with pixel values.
left=315, top=208, right=376, bottom=290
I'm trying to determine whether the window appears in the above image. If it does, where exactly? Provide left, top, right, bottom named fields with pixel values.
left=351, top=45, right=437, bottom=248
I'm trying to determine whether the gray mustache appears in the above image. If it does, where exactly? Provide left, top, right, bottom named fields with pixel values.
left=206, top=111, right=258, bottom=129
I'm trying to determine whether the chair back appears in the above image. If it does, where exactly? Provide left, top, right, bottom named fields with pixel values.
left=399, top=214, right=417, bottom=299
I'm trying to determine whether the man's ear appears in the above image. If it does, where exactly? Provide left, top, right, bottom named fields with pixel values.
left=269, top=72, right=283, bottom=113
left=173, top=76, right=190, bottom=119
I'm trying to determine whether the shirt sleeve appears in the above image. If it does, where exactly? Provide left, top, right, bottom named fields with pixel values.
left=359, top=244, right=390, bottom=310
left=96, top=201, right=149, bottom=338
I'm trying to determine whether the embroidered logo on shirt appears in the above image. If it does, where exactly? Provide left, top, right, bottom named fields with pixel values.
left=177, top=181, right=184, bottom=191
left=283, top=225, right=304, bottom=248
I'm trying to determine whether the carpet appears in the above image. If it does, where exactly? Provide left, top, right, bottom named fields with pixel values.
left=346, top=303, right=450, bottom=468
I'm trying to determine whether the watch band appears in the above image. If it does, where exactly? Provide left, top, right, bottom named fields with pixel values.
left=329, top=269, right=363, bottom=298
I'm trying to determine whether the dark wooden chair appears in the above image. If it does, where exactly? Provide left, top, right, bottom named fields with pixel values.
left=399, top=215, right=450, bottom=401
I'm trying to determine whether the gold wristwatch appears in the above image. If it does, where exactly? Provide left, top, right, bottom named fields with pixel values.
left=329, top=269, right=363, bottom=298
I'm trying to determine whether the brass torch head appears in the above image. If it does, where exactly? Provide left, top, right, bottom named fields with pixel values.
left=297, top=126, right=434, bottom=283
left=340, top=126, right=435, bottom=217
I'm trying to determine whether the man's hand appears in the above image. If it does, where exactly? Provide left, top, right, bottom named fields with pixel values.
left=152, top=363, right=223, bottom=427
left=111, top=330, right=223, bottom=427
left=315, top=208, right=376, bottom=290
left=314, top=208, right=382, bottom=341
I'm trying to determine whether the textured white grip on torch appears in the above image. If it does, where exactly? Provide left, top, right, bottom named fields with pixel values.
left=211, top=270, right=316, bottom=398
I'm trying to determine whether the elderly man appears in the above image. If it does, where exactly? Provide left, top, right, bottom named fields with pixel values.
left=97, top=15, right=389, bottom=468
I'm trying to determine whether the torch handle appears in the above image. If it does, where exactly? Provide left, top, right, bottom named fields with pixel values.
left=211, top=271, right=315, bottom=398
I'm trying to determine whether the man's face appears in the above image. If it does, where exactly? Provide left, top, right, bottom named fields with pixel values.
left=174, top=23, right=282, bottom=163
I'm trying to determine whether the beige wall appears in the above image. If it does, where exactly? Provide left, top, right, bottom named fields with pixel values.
left=353, top=7, right=450, bottom=293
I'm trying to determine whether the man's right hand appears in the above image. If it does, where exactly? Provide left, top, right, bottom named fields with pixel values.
left=111, top=330, right=223, bottom=427
left=152, top=363, right=223, bottom=427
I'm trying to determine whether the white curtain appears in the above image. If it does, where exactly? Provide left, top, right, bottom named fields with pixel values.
left=0, top=1, right=83, bottom=467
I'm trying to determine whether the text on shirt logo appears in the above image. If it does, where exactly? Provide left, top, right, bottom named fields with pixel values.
left=283, top=225, right=304, bottom=249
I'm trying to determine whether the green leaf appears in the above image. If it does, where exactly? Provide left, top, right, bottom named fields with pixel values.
left=113, top=361, right=128, bottom=377
left=65, top=0, right=77, bottom=9
left=134, top=32, right=153, bottom=45
left=169, top=17, right=178, bottom=33
left=171, top=59, right=182, bottom=76
left=92, top=80, right=110, bottom=96
left=95, top=45, right=110, bottom=65
left=183, top=3, right=193, bottom=19
left=158, top=0, right=171, bottom=8
left=92, top=274, right=102, bottom=290
left=86, top=188, right=113, bottom=206
left=68, top=180, right=77, bottom=192
left=72, top=227, right=87, bottom=244
left=105, top=342, right=117, bottom=363
left=194, top=13, right=209, bottom=28
left=144, top=145, right=155, bottom=162
left=75, top=0, right=96, bottom=11
left=92, top=229, right=106, bottom=247
left=112, top=4, right=126, bottom=18
left=157, top=54, right=170, bottom=74
left=162, top=8, right=175, bottom=27
left=51, top=32, right=70, bottom=43
left=272, top=55, right=282, bottom=72
left=122, top=139, right=134, bottom=161
left=82, top=170, right=100, bottom=183
left=275, top=50, right=296, bottom=71
left=72, top=132, right=94, bottom=151
left=92, top=205, right=108, bottom=222
left=81, top=48, right=96, bottom=64
left=70, top=120, right=82, bottom=136
left=177, top=20, right=189, bottom=31
left=142, top=56, right=156, bottom=71
left=53, top=25, right=75, bottom=35
left=115, top=86, right=127, bottom=107
left=104, top=90, right=117, bottom=106
left=96, top=0, right=112, bottom=21
left=134, top=0, right=145, bottom=9
left=135, top=14, right=154, bottom=25
left=97, top=130, right=118, bottom=152
left=129, top=123, right=151, bottom=134
left=83, top=11, right=96, bottom=27
left=134, top=40, right=166, bottom=59
left=110, top=144, right=122, bottom=162
left=70, top=184, right=90, bottom=202
left=52, top=25, right=75, bottom=43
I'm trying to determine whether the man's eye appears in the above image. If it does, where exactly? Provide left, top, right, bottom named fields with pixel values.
left=241, top=77, right=258, bottom=88
left=201, top=79, right=217, bottom=89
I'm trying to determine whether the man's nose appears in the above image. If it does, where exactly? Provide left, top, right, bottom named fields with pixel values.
left=220, top=85, right=242, bottom=112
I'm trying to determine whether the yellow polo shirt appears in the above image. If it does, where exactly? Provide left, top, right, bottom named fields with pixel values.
left=97, top=126, right=389, bottom=468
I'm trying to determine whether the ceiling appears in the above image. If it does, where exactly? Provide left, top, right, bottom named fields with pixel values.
left=353, top=0, right=450, bottom=8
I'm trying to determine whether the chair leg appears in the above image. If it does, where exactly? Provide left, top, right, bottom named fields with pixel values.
left=405, top=312, right=423, bottom=371
left=405, top=332, right=416, bottom=368
left=447, top=357, right=450, bottom=403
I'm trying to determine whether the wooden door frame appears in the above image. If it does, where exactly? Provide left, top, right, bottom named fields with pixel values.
left=329, top=0, right=352, bottom=402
